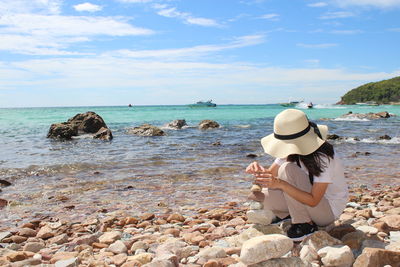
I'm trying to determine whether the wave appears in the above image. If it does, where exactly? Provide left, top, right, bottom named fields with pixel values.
left=333, top=116, right=370, bottom=122
left=341, top=137, right=400, bottom=144
left=234, top=124, right=251, bottom=128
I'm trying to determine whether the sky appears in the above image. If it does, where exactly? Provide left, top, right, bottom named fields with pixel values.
left=0, top=0, right=400, bottom=107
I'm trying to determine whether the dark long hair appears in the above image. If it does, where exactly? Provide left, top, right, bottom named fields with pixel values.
left=287, top=142, right=335, bottom=183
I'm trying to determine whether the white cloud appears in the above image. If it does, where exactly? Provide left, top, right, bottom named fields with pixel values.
left=154, top=6, right=221, bottom=27
left=308, top=2, right=328, bottom=7
left=259, top=13, right=280, bottom=20
left=387, top=28, right=400, bottom=32
left=297, top=43, right=338, bottom=48
left=319, top=11, right=355, bottom=19
left=108, top=34, right=265, bottom=59
left=0, top=13, right=154, bottom=55
left=305, top=59, right=320, bottom=64
left=332, top=0, right=400, bottom=8
left=118, top=0, right=153, bottom=3
left=0, top=0, right=62, bottom=15
left=73, top=2, right=102, bottom=12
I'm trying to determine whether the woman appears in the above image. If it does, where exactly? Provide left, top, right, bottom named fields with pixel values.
left=246, top=109, right=348, bottom=241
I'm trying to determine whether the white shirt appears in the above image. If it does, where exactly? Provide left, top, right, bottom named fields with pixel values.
left=274, top=156, right=348, bottom=219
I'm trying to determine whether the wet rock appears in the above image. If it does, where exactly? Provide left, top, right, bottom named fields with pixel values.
left=166, top=119, right=187, bottom=129
left=318, top=245, right=354, bottom=267
left=127, top=124, right=165, bottom=136
left=353, top=247, right=400, bottom=267
left=47, top=123, right=77, bottom=140
left=379, top=135, right=392, bottom=140
left=198, top=120, right=220, bottom=130
left=327, top=134, right=341, bottom=140
left=240, top=234, right=293, bottom=265
left=93, top=127, right=113, bottom=140
left=48, top=111, right=112, bottom=140
left=67, top=111, right=107, bottom=134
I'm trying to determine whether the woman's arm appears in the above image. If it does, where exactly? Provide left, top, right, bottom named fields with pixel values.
left=254, top=175, right=329, bottom=207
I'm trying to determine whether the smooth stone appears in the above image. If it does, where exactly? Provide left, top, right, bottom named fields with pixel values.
left=361, top=239, right=386, bottom=251
left=73, top=234, right=98, bottom=245
left=197, top=246, right=227, bottom=261
left=9, top=258, right=42, bottom=267
left=246, top=209, right=274, bottom=225
left=251, top=224, right=284, bottom=235
left=300, top=244, right=319, bottom=263
left=318, top=245, right=354, bottom=267
left=357, top=225, right=379, bottom=235
left=108, top=240, right=128, bottom=254
left=127, top=253, right=155, bottom=265
left=23, top=242, right=45, bottom=253
left=386, top=241, right=400, bottom=252
left=390, top=231, right=400, bottom=243
left=0, top=232, right=11, bottom=242
left=379, top=215, right=400, bottom=230
left=302, top=231, right=342, bottom=252
left=225, top=227, right=264, bottom=247
left=36, top=225, right=54, bottom=239
left=249, top=201, right=264, bottom=210
left=353, top=248, right=400, bottom=267
left=55, top=257, right=79, bottom=267
left=250, top=257, right=310, bottom=267
left=240, top=234, right=293, bottom=265
left=18, top=228, right=37, bottom=238
left=99, top=231, right=122, bottom=244
left=328, top=224, right=356, bottom=240
left=341, top=230, right=366, bottom=250
left=49, top=233, right=69, bottom=245
left=131, top=241, right=149, bottom=253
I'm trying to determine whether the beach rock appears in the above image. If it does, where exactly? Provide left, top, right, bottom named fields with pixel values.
left=0, top=232, right=12, bottom=241
left=226, top=227, right=264, bottom=247
left=251, top=257, right=310, bottom=267
left=108, top=240, right=128, bottom=254
left=328, top=224, right=356, bottom=240
left=55, top=256, right=79, bottom=267
left=318, top=245, right=354, bottom=267
left=127, top=253, right=154, bottom=265
left=112, top=253, right=128, bottom=266
left=99, top=231, right=122, bottom=244
left=353, top=248, right=400, bottom=267
left=93, top=127, right=113, bottom=140
left=10, top=258, right=42, bottom=267
left=197, top=246, right=227, bottom=261
left=23, top=242, right=45, bottom=253
left=357, top=225, right=378, bottom=235
left=166, top=119, right=187, bottom=129
left=300, top=244, right=319, bottom=263
left=48, top=233, right=69, bottom=245
left=341, top=230, right=366, bottom=250
left=167, top=213, right=185, bottom=223
left=47, top=123, right=77, bottom=140
left=361, top=239, right=386, bottom=251
left=127, top=124, right=165, bottom=136
left=250, top=184, right=262, bottom=192
left=36, top=225, right=54, bottom=239
left=198, top=120, right=220, bottom=130
left=251, top=224, right=284, bottom=235
left=73, top=234, right=98, bottom=246
left=5, top=251, right=27, bottom=262
left=240, top=234, right=293, bottom=265
left=379, top=215, right=400, bottom=230
left=131, top=241, right=149, bottom=253
left=246, top=209, right=274, bottom=225
left=18, top=228, right=37, bottom=238
left=302, top=231, right=342, bottom=251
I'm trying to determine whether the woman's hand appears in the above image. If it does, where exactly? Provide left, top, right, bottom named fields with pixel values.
left=245, top=161, right=266, bottom=174
left=252, top=170, right=285, bottom=190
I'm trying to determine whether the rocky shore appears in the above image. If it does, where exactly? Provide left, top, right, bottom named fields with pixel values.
left=1, top=184, right=399, bottom=267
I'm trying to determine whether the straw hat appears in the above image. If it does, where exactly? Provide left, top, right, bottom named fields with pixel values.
left=261, top=109, right=328, bottom=158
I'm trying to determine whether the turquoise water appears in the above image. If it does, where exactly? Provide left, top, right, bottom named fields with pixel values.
left=0, top=104, right=399, bottom=227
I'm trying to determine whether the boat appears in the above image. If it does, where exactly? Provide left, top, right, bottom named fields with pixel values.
left=188, top=100, right=217, bottom=108
left=128, top=104, right=132, bottom=107
left=280, top=100, right=303, bottom=107
left=307, top=102, right=314, bottom=109
left=355, top=101, right=379, bottom=106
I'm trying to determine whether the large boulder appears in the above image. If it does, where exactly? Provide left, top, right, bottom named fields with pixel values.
left=47, top=112, right=112, bottom=140
left=198, top=120, right=220, bottom=130
left=128, top=124, right=165, bottom=136
left=67, top=111, right=107, bottom=134
left=353, top=247, right=400, bottom=267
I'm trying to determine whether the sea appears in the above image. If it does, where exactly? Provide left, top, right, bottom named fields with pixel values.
left=1, top=104, right=399, bottom=228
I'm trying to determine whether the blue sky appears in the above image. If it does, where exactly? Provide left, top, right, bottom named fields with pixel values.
left=0, top=0, right=400, bottom=107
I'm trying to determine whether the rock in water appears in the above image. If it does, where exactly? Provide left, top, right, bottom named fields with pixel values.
left=198, top=120, right=220, bottom=130
left=93, top=127, right=113, bottom=140
left=240, top=234, right=293, bottom=265
left=127, top=124, right=165, bottom=136
left=67, top=111, right=107, bottom=134
left=47, top=111, right=112, bottom=140
left=47, top=123, right=77, bottom=140
left=166, top=119, right=187, bottom=129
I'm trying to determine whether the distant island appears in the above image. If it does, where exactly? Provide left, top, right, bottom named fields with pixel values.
left=338, top=76, right=400, bottom=104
